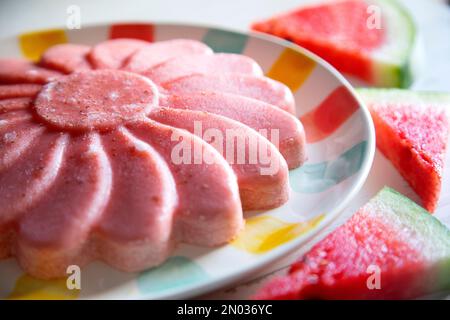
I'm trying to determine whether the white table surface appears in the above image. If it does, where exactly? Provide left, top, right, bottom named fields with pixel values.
left=0, top=0, right=449, bottom=299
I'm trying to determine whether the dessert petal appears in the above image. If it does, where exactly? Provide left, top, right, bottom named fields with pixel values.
left=40, top=44, right=92, bottom=73
left=88, top=39, right=150, bottom=69
left=0, top=59, right=62, bottom=84
left=0, top=110, right=32, bottom=123
left=163, top=74, right=296, bottom=114
left=0, top=97, right=33, bottom=113
left=16, top=133, right=112, bottom=279
left=0, top=119, right=44, bottom=171
left=150, top=107, right=289, bottom=210
left=144, top=53, right=263, bottom=84
left=124, top=39, right=213, bottom=73
left=0, top=131, right=67, bottom=233
left=96, top=127, right=178, bottom=271
left=127, top=119, right=244, bottom=246
left=162, top=91, right=306, bottom=168
left=0, top=84, right=42, bottom=99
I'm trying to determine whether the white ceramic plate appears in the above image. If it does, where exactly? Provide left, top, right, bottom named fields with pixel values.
left=0, top=23, right=375, bottom=299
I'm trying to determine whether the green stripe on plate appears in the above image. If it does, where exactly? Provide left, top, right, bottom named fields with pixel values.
left=202, top=28, right=248, bottom=53
left=290, top=141, right=367, bottom=193
left=137, top=256, right=208, bottom=294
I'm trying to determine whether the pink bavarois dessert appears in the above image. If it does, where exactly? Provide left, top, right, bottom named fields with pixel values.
left=0, top=38, right=306, bottom=279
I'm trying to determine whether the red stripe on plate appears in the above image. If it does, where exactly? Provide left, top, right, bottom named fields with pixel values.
left=109, top=24, right=154, bottom=42
left=300, top=86, right=359, bottom=143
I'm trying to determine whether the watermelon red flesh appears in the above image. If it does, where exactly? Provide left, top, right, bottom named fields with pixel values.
left=357, top=89, right=450, bottom=213
left=253, top=0, right=384, bottom=82
left=254, top=187, right=450, bottom=300
left=251, top=0, right=416, bottom=87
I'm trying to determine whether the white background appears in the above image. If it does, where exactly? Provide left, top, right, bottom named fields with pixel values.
left=0, top=0, right=449, bottom=299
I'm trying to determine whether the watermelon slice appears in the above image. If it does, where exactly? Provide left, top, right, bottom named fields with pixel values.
left=254, top=187, right=450, bottom=300
left=252, top=0, right=417, bottom=88
left=357, top=89, right=450, bottom=212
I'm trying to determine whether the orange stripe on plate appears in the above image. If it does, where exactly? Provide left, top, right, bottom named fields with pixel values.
left=300, top=86, right=359, bottom=143
left=109, top=24, right=154, bottom=42
left=267, top=48, right=316, bottom=92
left=19, top=29, right=67, bottom=61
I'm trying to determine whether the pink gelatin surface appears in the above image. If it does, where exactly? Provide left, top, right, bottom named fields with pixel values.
left=0, top=38, right=306, bottom=279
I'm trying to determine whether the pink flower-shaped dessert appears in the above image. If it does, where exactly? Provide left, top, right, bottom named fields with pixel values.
left=0, top=39, right=306, bottom=279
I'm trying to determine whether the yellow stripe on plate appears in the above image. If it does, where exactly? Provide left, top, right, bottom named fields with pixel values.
left=19, top=29, right=68, bottom=61
left=267, top=48, right=316, bottom=92
left=232, top=214, right=324, bottom=254
left=8, top=274, right=79, bottom=300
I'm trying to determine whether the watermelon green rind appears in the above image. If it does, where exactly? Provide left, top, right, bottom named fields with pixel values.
left=252, top=0, right=418, bottom=88
left=368, top=187, right=450, bottom=292
left=369, top=0, right=417, bottom=88
left=356, top=88, right=450, bottom=108
left=254, top=187, right=450, bottom=299
left=438, top=256, right=450, bottom=291
left=373, top=188, right=450, bottom=257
